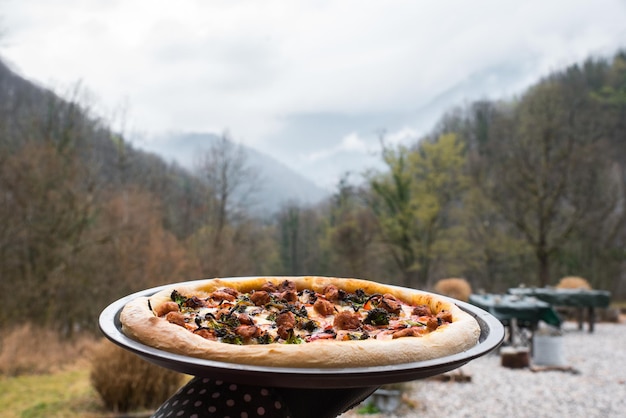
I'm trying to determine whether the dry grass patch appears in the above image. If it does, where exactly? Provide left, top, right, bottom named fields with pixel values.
left=90, top=339, right=185, bottom=413
left=0, top=324, right=98, bottom=376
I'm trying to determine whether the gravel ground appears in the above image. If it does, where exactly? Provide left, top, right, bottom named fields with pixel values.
left=340, top=320, right=626, bottom=418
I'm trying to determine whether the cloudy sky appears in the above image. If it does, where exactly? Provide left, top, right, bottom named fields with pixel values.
left=2, top=0, right=626, bottom=189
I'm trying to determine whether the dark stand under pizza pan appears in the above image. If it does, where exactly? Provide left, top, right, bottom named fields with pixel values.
left=99, top=280, right=504, bottom=418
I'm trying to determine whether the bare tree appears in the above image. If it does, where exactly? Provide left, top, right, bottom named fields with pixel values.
left=0, top=85, right=100, bottom=332
left=483, top=80, right=621, bottom=287
left=192, top=133, right=261, bottom=276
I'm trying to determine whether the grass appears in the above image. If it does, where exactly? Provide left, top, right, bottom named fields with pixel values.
left=0, top=364, right=107, bottom=418
left=0, top=323, right=190, bottom=418
left=0, top=325, right=109, bottom=417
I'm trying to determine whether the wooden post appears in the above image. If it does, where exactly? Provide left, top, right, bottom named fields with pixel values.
left=588, top=307, right=595, bottom=333
left=577, top=307, right=584, bottom=330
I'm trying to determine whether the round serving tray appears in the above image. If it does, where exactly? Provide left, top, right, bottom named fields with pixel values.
left=99, top=279, right=504, bottom=389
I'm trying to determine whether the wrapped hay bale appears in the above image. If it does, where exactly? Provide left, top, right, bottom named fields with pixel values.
left=556, top=276, right=592, bottom=290
left=433, top=278, right=472, bottom=302
left=555, top=276, right=598, bottom=325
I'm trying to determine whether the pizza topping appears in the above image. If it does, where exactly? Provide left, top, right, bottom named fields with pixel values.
left=193, top=328, right=215, bottom=340
left=184, top=296, right=206, bottom=309
left=437, top=310, right=453, bottom=323
left=165, top=311, right=186, bottom=327
left=274, top=311, right=294, bottom=340
left=280, top=289, right=298, bottom=302
left=363, top=308, right=391, bottom=326
left=379, top=293, right=403, bottom=314
left=308, top=330, right=337, bottom=341
left=211, top=290, right=236, bottom=302
left=427, top=317, right=439, bottom=331
left=235, top=324, right=261, bottom=339
left=171, top=290, right=187, bottom=307
left=412, top=305, right=432, bottom=316
left=153, top=301, right=180, bottom=317
left=336, top=330, right=369, bottom=341
left=323, top=284, right=341, bottom=301
left=260, top=281, right=277, bottom=293
left=221, top=287, right=240, bottom=297
left=284, top=329, right=303, bottom=344
left=153, top=279, right=454, bottom=346
left=250, top=291, right=271, bottom=306
left=343, top=289, right=370, bottom=311
left=282, top=280, right=297, bottom=291
left=297, top=318, right=319, bottom=333
left=313, top=298, right=335, bottom=316
left=237, top=313, right=254, bottom=325
left=333, top=311, right=362, bottom=330
left=276, top=310, right=296, bottom=328
left=392, top=326, right=426, bottom=339
left=300, top=288, right=318, bottom=304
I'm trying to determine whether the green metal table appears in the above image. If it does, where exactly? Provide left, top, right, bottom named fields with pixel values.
left=468, top=294, right=562, bottom=347
left=508, top=288, right=611, bottom=332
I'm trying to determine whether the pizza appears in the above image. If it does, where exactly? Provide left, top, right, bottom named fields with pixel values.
left=120, top=276, right=480, bottom=368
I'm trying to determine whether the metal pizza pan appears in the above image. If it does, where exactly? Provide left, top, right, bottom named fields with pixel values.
left=99, top=279, right=504, bottom=389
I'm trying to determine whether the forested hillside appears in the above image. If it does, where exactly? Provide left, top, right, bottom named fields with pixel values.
left=1, top=50, right=625, bottom=337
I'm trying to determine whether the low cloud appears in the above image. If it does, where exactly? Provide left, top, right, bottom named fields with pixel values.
left=3, top=0, right=626, bottom=187
left=305, top=132, right=372, bottom=162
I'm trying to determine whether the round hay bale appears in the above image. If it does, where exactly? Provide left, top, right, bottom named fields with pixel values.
left=433, top=278, right=472, bottom=302
left=556, top=276, right=592, bottom=290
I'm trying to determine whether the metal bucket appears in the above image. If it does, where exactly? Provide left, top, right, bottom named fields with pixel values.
left=533, top=332, right=565, bottom=366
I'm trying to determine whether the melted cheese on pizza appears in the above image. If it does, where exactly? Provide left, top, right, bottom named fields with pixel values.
left=152, top=279, right=452, bottom=345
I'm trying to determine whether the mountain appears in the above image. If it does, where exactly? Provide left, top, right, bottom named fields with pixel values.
left=137, top=132, right=330, bottom=215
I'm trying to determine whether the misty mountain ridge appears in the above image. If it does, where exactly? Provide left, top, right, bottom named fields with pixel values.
left=138, top=132, right=330, bottom=215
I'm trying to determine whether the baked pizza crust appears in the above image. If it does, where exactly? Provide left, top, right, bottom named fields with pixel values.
left=120, top=276, right=480, bottom=368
